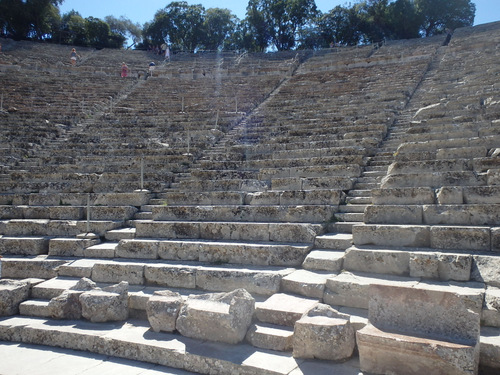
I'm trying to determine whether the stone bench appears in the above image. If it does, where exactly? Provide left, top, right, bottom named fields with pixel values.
left=152, top=204, right=336, bottom=223
left=380, top=171, right=487, bottom=188
left=115, top=238, right=312, bottom=267
left=0, top=219, right=123, bottom=237
left=353, top=224, right=494, bottom=251
left=258, top=164, right=362, bottom=179
left=0, top=205, right=137, bottom=221
left=134, top=220, right=324, bottom=243
left=54, top=258, right=293, bottom=296
left=357, top=281, right=484, bottom=375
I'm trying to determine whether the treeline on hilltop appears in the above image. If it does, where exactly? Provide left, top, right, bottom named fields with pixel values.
left=0, top=0, right=476, bottom=51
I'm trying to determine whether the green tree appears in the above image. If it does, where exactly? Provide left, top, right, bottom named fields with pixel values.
left=386, top=0, right=421, bottom=39
left=202, top=8, right=238, bottom=50
left=105, top=15, right=142, bottom=48
left=144, top=1, right=205, bottom=51
left=415, top=0, right=475, bottom=37
left=246, top=0, right=317, bottom=51
left=0, top=0, right=62, bottom=40
left=317, top=5, right=364, bottom=46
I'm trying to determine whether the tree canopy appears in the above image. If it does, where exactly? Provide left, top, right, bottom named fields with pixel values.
left=0, top=0, right=477, bottom=51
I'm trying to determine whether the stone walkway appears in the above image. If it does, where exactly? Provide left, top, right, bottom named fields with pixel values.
left=0, top=341, right=195, bottom=375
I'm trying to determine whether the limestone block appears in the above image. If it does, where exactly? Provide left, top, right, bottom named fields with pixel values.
left=436, top=186, right=463, bottom=204
left=280, top=190, right=341, bottom=205
left=0, top=206, right=23, bottom=219
left=48, top=206, right=85, bottom=220
left=430, top=226, right=491, bottom=251
left=89, top=206, right=138, bottom=221
left=200, top=222, right=270, bottom=241
left=115, top=239, right=159, bottom=259
left=472, top=255, right=500, bottom=287
left=482, top=287, right=500, bottom=328
left=464, top=187, right=500, bottom=204
left=357, top=324, right=479, bottom=375
left=195, top=267, right=286, bottom=295
left=245, top=323, right=294, bottom=351
left=424, top=205, right=500, bottom=226
left=157, top=240, right=200, bottom=261
left=344, top=247, right=411, bottom=276
left=293, top=304, right=355, bottom=361
left=365, top=205, right=423, bottom=224
left=146, top=290, right=183, bottom=333
left=240, top=179, right=270, bottom=192
left=492, top=227, right=500, bottom=251
left=244, top=191, right=280, bottom=205
left=410, top=252, right=471, bottom=281
left=368, top=282, right=483, bottom=343
left=48, top=278, right=97, bottom=319
left=135, top=221, right=200, bottom=239
left=269, top=223, right=323, bottom=243
left=0, top=257, right=68, bottom=279
left=302, top=250, right=344, bottom=272
left=0, top=279, right=30, bottom=316
left=480, top=326, right=500, bottom=372
left=255, top=293, right=318, bottom=326
left=371, top=187, right=435, bottom=205
left=144, top=264, right=196, bottom=288
left=381, top=171, right=486, bottom=189
left=487, top=169, right=500, bottom=185
left=353, top=224, right=430, bottom=248
left=92, top=261, right=145, bottom=284
left=176, top=289, right=255, bottom=344
left=75, top=220, right=122, bottom=237
left=324, top=272, right=418, bottom=309
left=0, top=236, right=49, bottom=256
left=437, top=146, right=487, bottom=159
left=80, top=281, right=129, bottom=323
left=281, top=270, right=333, bottom=299
left=48, top=238, right=99, bottom=257
left=93, top=191, right=151, bottom=206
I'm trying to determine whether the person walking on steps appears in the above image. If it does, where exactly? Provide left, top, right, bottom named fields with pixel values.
left=70, top=48, right=80, bottom=66
left=121, top=62, right=129, bottom=77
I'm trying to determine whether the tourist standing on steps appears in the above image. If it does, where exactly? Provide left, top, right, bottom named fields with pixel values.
left=70, top=48, right=80, bottom=66
left=148, top=61, right=156, bottom=78
left=121, top=62, right=129, bottom=77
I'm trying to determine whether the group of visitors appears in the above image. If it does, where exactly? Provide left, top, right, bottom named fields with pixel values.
left=68, top=48, right=160, bottom=79
left=147, top=43, right=170, bottom=61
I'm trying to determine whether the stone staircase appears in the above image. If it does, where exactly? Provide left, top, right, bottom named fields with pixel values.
left=1, top=22, right=500, bottom=375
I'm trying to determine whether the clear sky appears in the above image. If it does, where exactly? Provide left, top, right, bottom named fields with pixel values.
left=59, top=0, right=499, bottom=27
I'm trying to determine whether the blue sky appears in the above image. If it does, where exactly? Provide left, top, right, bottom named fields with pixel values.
left=59, top=0, right=499, bottom=27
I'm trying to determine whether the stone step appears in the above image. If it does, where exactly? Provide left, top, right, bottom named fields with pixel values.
left=0, top=236, right=50, bottom=256
left=115, top=238, right=312, bottom=267
left=314, top=233, right=353, bottom=250
left=347, top=189, right=371, bottom=197
left=345, top=196, right=372, bottom=205
left=254, top=293, right=319, bottom=327
left=302, top=249, right=344, bottom=272
left=18, top=299, right=50, bottom=317
left=323, top=271, right=421, bottom=310
left=352, top=223, right=494, bottom=251
left=134, top=220, right=324, bottom=243
left=343, top=245, right=476, bottom=282
left=281, top=269, right=336, bottom=299
left=0, top=315, right=364, bottom=374
left=105, top=227, right=136, bottom=241
left=151, top=204, right=336, bottom=223
left=56, top=258, right=294, bottom=296
left=334, top=222, right=356, bottom=234
left=0, top=256, right=70, bottom=279
left=84, top=242, right=118, bottom=258
left=335, top=212, right=364, bottom=222
left=338, top=204, right=366, bottom=213
left=245, top=322, right=294, bottom=352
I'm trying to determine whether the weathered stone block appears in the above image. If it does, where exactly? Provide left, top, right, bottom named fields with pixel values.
left=472, top=255, right=500, bottom=287
left=0, top=279, right=30, bottom=316
left=364, top=205, right=423, bottom=224
left=293, top=304, right=355, bottom=361
left=371, top=187, right=435, bottom=205
left=146, top=290, right=183, bottom=333
left=344, top=247, right=411, bottom=276
left=410, top=252, right=472, bottom=281
left=353, top=224, right=430, bottom=248
left=176, top=289, right=255, bottom=344
left=48, top=278, right=97, bottom=319
left=92, top=261, right=145, bottom=284
left=436, top=186, right=463, bottom=204
left=80, top=281, right=129, bottom=323
left=115, top=239, right=159, bottom=259
left=144, top=264, right=196, bottom=289
left=357, top=324, right=480, bottom=375
left=368, top=282, right=483, bottom=343
left=430, top=226, right=491, bottom=251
